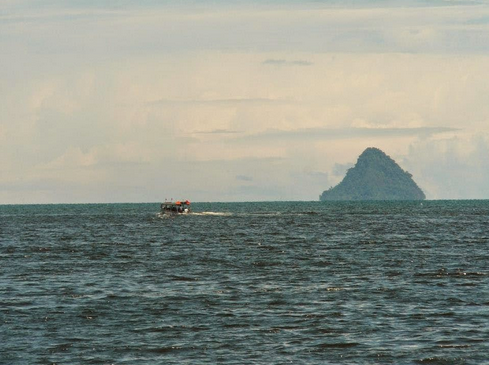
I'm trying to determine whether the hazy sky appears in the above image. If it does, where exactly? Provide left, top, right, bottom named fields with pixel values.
left=2, top=0, right=489, bottom=203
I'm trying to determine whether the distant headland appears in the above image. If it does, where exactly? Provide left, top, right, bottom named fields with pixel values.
left=320, top=147, right=426, bottom=201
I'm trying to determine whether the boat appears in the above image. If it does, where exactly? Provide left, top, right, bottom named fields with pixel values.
left=160, top=200, right=191, bottom=215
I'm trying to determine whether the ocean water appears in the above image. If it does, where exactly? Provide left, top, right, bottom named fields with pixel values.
left=1, top=201, right=488, bottom=364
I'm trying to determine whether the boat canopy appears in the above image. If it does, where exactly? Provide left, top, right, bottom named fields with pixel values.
left=163, top=200, right=190, bottom=206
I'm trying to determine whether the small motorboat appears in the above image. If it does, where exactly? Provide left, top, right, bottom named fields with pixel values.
left=160, top=200, right=191, bottom=215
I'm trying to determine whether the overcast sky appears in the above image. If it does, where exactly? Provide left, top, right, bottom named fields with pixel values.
left=2, top=0, right=489, bottom=203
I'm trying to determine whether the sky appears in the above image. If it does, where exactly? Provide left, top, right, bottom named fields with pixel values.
left=2, top=0, right=489, bottom=203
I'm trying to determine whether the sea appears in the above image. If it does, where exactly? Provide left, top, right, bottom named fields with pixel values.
left=1, top=201, right=488, bottom=364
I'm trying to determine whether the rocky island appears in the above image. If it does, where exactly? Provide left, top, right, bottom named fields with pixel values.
left=320, top=147, right=425, bottom=201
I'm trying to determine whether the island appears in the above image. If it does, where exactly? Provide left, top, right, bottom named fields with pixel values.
left=320, top=147, right=426, bottom=201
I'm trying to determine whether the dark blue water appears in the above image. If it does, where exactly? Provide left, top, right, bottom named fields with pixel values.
left=1, top=201, right=488, bottom=364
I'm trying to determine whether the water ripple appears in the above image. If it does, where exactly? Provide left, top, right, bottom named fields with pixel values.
left=1, top=201, right=489, bottom=364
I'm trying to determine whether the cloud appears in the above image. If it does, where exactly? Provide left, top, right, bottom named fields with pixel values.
left=37, top=144, right=153, bottom=171
left=148, top=97, right=290, bottom=106
left=3, top=50, right=488, bottom=202
left=262, top=59, right=313, bottom=66
left=4, top=2, right=489, bottom=57
left=236, top=175, right=253, bottom=182
left=403, top=133, right=489, bottom=199
left=193, top=129, right=241, bottom=134
left=227, top=184, right=287, bottom=200
left=234, top=127, right=458, bottom=143
left=189, top=156, right=285, bottom=164
left=332, top=162, right=354, bottom=177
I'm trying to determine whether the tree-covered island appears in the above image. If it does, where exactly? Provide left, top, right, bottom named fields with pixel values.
left=320, top=147, right=426, bottom=201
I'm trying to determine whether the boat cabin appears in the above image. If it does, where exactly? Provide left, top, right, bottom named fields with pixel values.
left=161, top=200, right=191, bottom=214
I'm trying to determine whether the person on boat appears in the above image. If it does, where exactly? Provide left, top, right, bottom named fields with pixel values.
left=185, top=200, right=191, bottom=213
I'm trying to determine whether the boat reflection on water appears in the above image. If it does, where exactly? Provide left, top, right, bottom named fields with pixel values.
left=160, top=200, right=191, bottom=215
